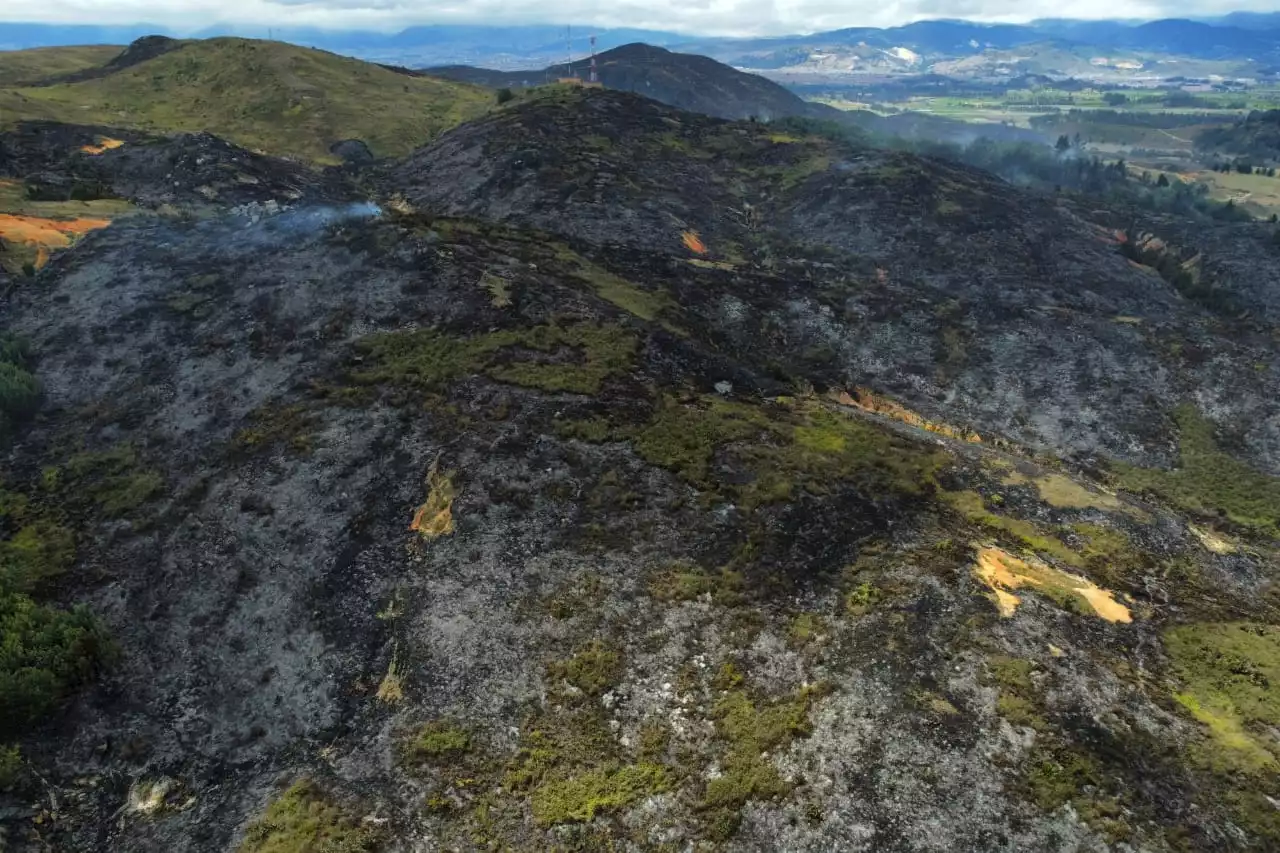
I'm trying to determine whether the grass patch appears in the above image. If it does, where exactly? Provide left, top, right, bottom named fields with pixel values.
left=552, top=415, right=613, bottom=443
left=1112, top=404, right=1280, bottom=538
left=941, top=490, right=1083, bottom=567
left=647, top=561, right=745, bottom=606
left=237, top=779, right=381, bottom=853
left=409, top=458, right=455, bottom=539
left=0, top=744, right=19, bottom=790
left=1164, top=622, right=1280, bottom=773
left=0, top=476, right=112, bottom=733
left=349, top=322, right=637, bottom=399
left=0, top=520, right=75, bottom=591
left=0, top=45, right=120, bottom=85
left=631, top=396, right=945, bottom=509
left=552, top=245, right=681, bottom=331
left=63, top=444, right=164, bottom=517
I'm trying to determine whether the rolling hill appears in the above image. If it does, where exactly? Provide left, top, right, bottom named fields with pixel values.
left=0, top=45, right=122, bottom=86
left=426, top=42, right=837, bottom=122
left=0, top=37, right=493, bottom=163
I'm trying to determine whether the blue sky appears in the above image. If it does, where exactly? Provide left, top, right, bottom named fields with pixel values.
left=3, top=0, right=1277, bottom=37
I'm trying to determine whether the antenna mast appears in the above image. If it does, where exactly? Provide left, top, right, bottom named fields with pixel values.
left=566, top=26, right=573, bottom=78
left=590, top=34, right=597, bottom=83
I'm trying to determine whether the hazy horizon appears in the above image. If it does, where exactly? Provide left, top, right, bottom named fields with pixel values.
left=2, top=2, right=1278, bottom=40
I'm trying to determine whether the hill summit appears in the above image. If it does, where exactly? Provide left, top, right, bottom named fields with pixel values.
left=426, top=42, right=839, bottom=122
left=1, top=36, right=492, bottom=163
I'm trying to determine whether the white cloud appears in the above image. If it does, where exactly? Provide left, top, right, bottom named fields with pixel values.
left=2, top=0, right=1278, bottom=37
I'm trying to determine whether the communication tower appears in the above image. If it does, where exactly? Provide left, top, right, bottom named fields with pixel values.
left=590, top=35, right=598, bottom=84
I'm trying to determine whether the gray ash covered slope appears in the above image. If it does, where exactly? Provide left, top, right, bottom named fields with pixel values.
left=1, top=120, right=357, bottom=209
left=1, top=87, right=1279, bottom=853
left=385, top=88, right=1280, bottom=477
left=426, top=42, right=840, bottom=121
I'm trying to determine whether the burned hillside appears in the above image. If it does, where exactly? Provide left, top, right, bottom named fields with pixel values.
left=0, top=87, right=1278, bottom=853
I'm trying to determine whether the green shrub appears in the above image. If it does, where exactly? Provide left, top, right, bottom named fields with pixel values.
left=496, top=87, right=515, bottom=105
left=0, top=744, right=20, bottom=790
left=0, top=520, right=76, bottom=591
left=0, top=589, right=113, bottom=731
left=0, top=362, right=41, bottom=429
left=0, top=336, right=31, bottom=367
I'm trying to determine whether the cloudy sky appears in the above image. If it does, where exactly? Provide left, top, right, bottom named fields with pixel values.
left=3, top=0, right=1277, bottom=36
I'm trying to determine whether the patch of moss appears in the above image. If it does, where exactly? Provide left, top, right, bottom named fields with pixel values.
left=552, top=416, right=613, bottom=443
left=529, top=762, right=670, bottom=826
left=988, top=655, right=1049, bottom=732
left=1112, top=404, right=1280, bottom=537
left=647, top=561, right=745, bottom=606
left=700, top=682, right=829, bottom=836
left=547, top=640, right=622, bottom=698
left=1022, top=742, right=1132, bottom=844
left=543, top=572, right=605, bottom=620
left=503, top=709, right=621, bottom=794
left=787, top=613, right=824, bottom=648
left=843, top=581, right=883, bottom=617
left=237, top=779, right=381, bottom=853
left=63, top=445, right=163, bottom=517
left=233, top=404, right=315, bottom=455
left=1024, top=748, right=1104, bottom=812
left=637, top=720, right=672, bottom=763
left=502, top=708, right=670, bottom=827
left=401, top=721, right=471, bottom=765
left=350, top=322, right=637, bottom=398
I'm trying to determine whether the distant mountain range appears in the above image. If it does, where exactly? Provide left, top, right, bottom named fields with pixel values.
left=5, top=17, right=1280, bottom=75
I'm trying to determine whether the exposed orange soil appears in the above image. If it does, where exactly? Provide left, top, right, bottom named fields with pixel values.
left=832, top=387, right=982, bottom=443
left=681, top=230, right=707, bottom=254
left=0, top=214, right=112, bottom=247
left=0, top=214, right=113, bottom=268
left=81, top=137, right=125, bottom=155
